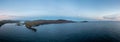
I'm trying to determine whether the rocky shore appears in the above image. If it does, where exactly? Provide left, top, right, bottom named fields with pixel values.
left=0, top=20, right=20, bottom=27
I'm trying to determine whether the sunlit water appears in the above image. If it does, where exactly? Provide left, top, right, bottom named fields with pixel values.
left=0, top=21, right=120, bottom=42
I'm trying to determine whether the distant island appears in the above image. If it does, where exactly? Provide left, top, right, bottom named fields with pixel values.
left=81, top=21, right=88, bottom=23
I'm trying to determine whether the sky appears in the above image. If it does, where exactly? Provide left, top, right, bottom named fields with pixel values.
left=0, top=0, right=120, bottom=21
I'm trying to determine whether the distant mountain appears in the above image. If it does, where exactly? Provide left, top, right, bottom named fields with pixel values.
left=16, top=16, right=97, bottom=21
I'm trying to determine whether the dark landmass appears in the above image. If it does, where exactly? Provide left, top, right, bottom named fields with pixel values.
left=24, top=19, right=75, bottom=28
left=0, top=20, right=20, bottom=27
left=24, top=19, right=75, bottom=32
left=81, top=21, right=88, bottom=23
left=0, top=19, right=88, bottom=32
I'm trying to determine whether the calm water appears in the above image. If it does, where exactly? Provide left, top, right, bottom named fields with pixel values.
left=0, top=21, right=120, bottom=42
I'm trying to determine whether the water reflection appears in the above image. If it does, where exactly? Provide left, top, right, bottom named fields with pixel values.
left=0, top=23, right=5, bottom=28
left=27, top=27, right=37, bottom=32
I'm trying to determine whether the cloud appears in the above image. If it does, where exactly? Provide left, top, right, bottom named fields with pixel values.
left=102, top=14, right=120, bottom=21
left=0, top=10, right=22, bottom=20
left=0, top=15, right=24, bottom=20
left=0, top=9, right=19, bottom=16
left=0, top=15, right=15, bottom=20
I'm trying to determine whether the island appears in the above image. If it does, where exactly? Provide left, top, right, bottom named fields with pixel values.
left=24, top=19, right=75, bottom=28
left=22, top=19, right=75, bottom=32
left=81, top=21, right=88, bottom=23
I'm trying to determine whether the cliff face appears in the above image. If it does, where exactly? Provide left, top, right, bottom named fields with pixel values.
left=24, top=19, right=75, bottom=28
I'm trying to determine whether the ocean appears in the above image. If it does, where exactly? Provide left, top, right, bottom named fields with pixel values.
left=0, top=21, right=120, bottom=42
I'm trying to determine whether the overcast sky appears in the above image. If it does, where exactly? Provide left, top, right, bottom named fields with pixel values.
left=0, top=0, right=120, bottom=21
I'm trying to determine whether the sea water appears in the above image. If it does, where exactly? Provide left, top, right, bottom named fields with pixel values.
left=0, top=21, right=120, bottom=42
